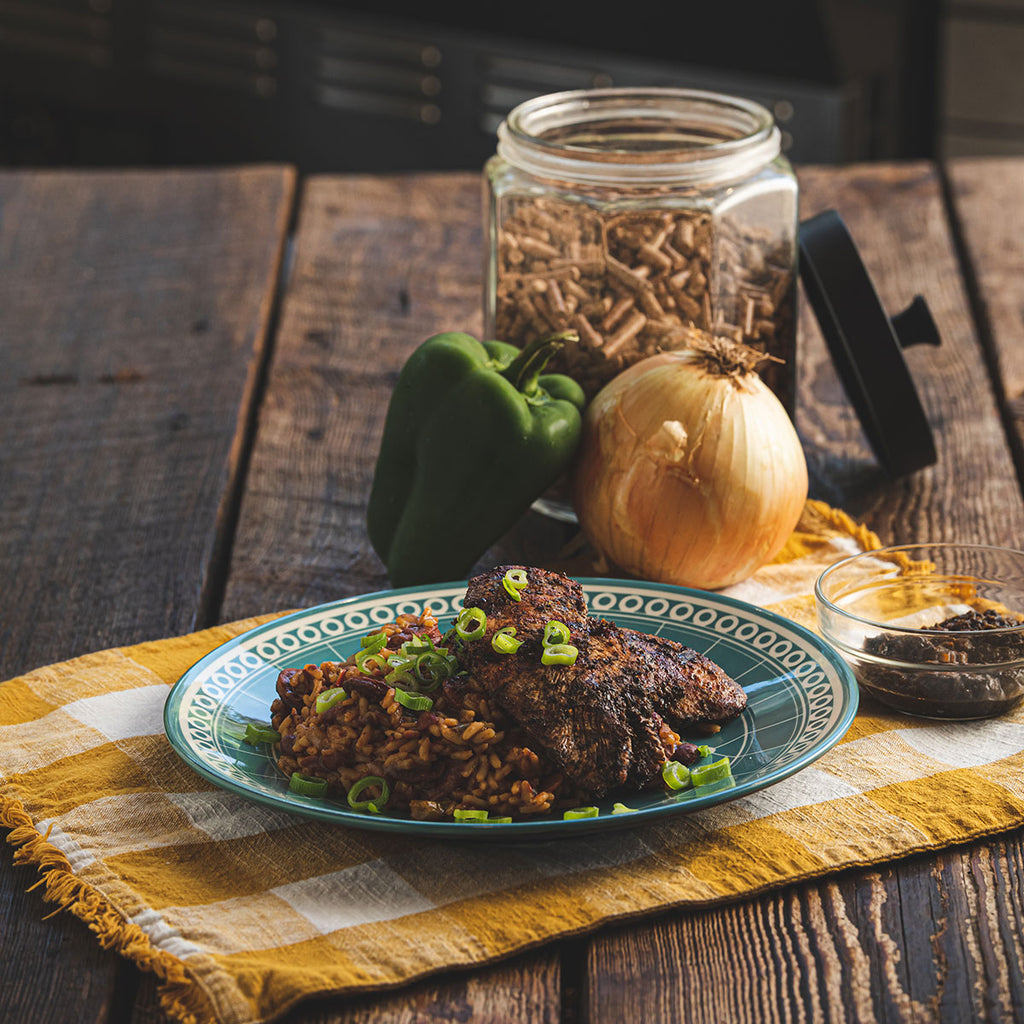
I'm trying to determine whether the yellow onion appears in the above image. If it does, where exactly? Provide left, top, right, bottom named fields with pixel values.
left=572, top=336, right=807, bottom=590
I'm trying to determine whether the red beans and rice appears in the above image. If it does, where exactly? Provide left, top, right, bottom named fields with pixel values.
left=271, top=609, right=599, bottom=820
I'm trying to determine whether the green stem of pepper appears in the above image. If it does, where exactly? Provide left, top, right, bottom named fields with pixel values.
left=499, top=331, right=578, bottom=395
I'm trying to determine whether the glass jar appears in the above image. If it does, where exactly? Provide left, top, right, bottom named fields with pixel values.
left=484, top=87, right=799, bottom=414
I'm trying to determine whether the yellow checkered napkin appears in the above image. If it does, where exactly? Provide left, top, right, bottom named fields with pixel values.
left=4, top=500, right=1024, bottom=1024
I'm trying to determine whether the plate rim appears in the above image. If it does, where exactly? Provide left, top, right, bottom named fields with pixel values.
left=164, top=578, right=859, bottom=839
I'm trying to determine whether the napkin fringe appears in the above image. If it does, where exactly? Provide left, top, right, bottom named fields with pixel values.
left=1, top=792, right=216, bottom=1024
left=807, top=498, right=883, bottom=551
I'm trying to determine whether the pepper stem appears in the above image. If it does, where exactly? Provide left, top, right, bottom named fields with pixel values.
left=499, top=331, right=578, bottom=393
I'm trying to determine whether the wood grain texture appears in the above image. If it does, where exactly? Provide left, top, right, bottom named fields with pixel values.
left=0, top=167, right=295, bottom=1024
left=586, top=837, right=1024, bottom=1024
left=586, top=162, right=1024, bottom=1024
left=0, top=166, right=295, bottom=677
left=945, top=157, right=1024, bottom=438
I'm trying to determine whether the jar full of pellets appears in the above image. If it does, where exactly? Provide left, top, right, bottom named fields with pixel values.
left=484, top=87, right=799, bottom=418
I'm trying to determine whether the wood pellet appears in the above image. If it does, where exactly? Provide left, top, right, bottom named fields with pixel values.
left=492, top=197, right=796, bottom=407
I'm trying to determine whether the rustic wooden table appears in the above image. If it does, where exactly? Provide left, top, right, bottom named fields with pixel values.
left=2, top=158, right=1023, bottom=1023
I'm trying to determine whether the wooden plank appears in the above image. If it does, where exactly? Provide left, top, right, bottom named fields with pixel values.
left=0, top=166, right=296, bottom=676
left=587, top=839, right=1024, bottom=1023
left=0, top=167, right=295, bottom=1024
left=945, top=156, right=1024, bottom=431
left=586, top=162, right=1024, bottom=1023
left=219, top=172, right=562, bottom=1023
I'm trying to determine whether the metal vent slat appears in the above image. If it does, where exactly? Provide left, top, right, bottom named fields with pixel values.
left=310, top=26, right=444, bottom=123
left=146, top=0, right=279, bottom=96
left=0, top=0, right=112, bottom=65
left=151, top=0, right=277, bottom=41
left=317, top=56, right=439, bottom=96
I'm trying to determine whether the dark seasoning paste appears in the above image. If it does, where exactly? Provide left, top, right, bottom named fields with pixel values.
left=860, top=609, right=1024, bottom=718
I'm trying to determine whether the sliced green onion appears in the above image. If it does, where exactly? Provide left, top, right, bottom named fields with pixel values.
left=360, top=631, right=388, bottom=654
left=611, top=802, right=636, bottom=815
left=542, top=619, right=571, bottom=647
left=563, top=806, right=599, bottom=820
left=385, top=666, right=417, bottom=688
left=503, top=568, right=529, bottom=601
left=452, top=809, right=512, bottom=824
left=697, top=744, right=713, bottom=759
left=288, top=772, right=327, bottom=797
left=393, top=687, right=434, bottom=711
left=242, top=723, right=280, bottom=745
left=314, top=687, right=348, bottom=714
left=455, top=606, right=487, bottom=641
left=541, top=643, right=578, bottom=666
left=400, top=636, right=435, bottom=656
left=413, top=650, right=451, bottom=690
left=347, top=775, right=390, bottom=813
left=662, top=760, right=692, bottom=791
left=454, top=808, right=489, bottom=822
left=691, top=757, right=732, bottom=787
left=506, top=568, right=529, bottom=588
left=355, top=652, right=388, bottom=676
left=491, top=626, right=523, bottom=654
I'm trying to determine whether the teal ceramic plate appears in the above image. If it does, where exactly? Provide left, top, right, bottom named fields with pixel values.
left=164, top=579, right=858, bottom=839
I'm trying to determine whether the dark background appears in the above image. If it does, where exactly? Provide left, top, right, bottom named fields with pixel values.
left=0, top=0, right=942, bottom=171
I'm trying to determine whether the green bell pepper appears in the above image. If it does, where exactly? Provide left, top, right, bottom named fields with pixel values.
left=367, top=331, right=585, bottom=587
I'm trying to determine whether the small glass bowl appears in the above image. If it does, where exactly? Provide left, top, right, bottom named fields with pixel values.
left=815, top=543, right=1024, bottom=719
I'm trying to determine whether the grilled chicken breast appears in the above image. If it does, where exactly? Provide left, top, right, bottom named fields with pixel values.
left=457, top=565, right=747, bottom=797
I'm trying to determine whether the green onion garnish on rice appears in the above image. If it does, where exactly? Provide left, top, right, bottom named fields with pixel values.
left=384, top=666, right=417, bottom=688
left=662, top=760, right=691, bottom=791
left=355, top=651, right=388, bottom=675
left=399, top=636, right=435, bottom=656
left=393, top=687, right=434, bottom=711
left=691, top=757, right=732, bottom=787
left=347, top=775, right=389, bottom=813
left=360, top=631, right=388, bottom=654
left=288, top=773, right=327, bottom=797
left=314, top=688, right=348, bottom=714
left=242, top=723, right=280, bottom=745
left=413, top=651, right=450, bottom=690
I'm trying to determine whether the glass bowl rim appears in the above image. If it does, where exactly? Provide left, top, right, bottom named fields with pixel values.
left=814, top=541, right=1024, bottom=639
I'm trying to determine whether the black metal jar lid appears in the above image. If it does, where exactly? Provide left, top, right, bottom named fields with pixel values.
left=798, top=209, right=940, bottom=478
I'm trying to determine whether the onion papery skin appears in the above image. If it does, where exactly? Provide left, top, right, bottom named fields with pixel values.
left=572, top=350, right=808, bottom=590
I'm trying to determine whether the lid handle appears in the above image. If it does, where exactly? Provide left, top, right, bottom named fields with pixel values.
left=891, top=295, right=942, bottom=350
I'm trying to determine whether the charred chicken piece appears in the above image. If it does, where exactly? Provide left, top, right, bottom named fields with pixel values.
left=458, top=565, right=747, bottom=797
